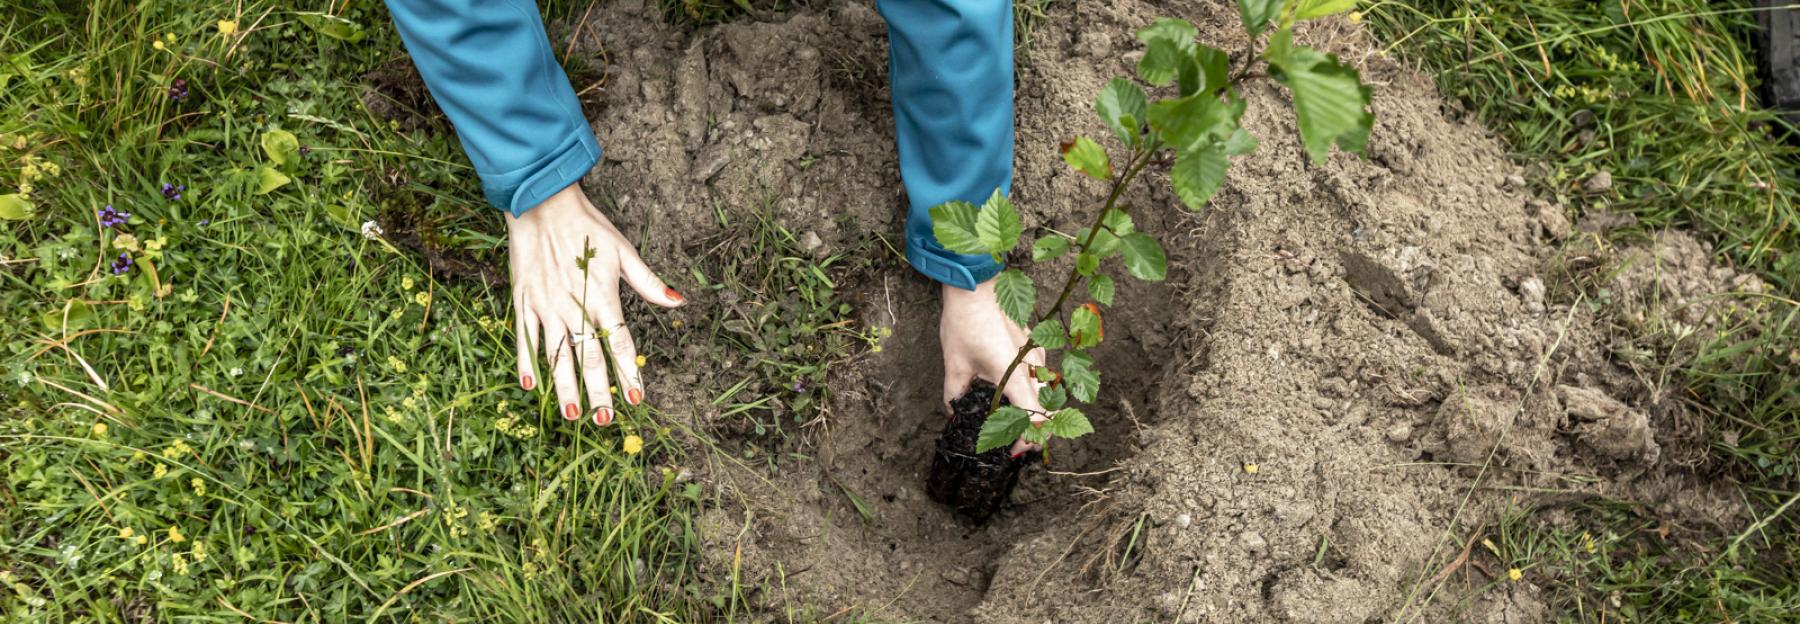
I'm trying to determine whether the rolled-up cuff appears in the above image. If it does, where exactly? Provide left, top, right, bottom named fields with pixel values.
left=906, top=235, right=1002, bottom=291
left=480, top=128, right=603, bottom=217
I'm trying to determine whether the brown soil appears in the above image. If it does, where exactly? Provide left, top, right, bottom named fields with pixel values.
left=512, top=0, right=1761, bottom=620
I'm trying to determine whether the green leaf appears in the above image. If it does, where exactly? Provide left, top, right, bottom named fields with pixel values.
left=1172, top=145, right=1228, bottom=210
left=994, top=269, right=1035, bottom=328
left=1121, top=233, right=1168, bottom=281
left=1265, top=33, right=1373, bottom=164
left=976, top=406, right=1033, bottom=453
left=1061, top=137, right=1110, bottom=179
left=1030, top=319, right=1068, bottom=350
left=1224, top=128, right=1260, bottom=155
left=1096, top=79, right=1148, bottom=146
left=1238, top=0, right=1283, bottom=37
left=1088, top=274, right=1116, bottom=306
left=41, top=300, right=94, bottom=331
left=1045, top=408, right=1095, bottom=439
left=0, top=193, right=34, bottom=220
left=1079, top=209, right=1131, bottom=259
left=1019, top=425, right=1051, bottom=445
left=254, top=165, right=291, bottom=195
left=296, top=12, right=368, bottom=43
left=1194, top=44, right=1231, bottom=96
left=975, top=190, right=1023, bottom=256
left=1075, top=251, right=1100, bottom=276
left=929, top=200, right=985, bottom=254
left=1070, top=304, right=1103, bottom=348
left=1031, top=235, right=1071, bottom=262
left=1101, top=207, right=1136, bottom=236
left=1063, top=350, right=1101, bottom=403
left=1139, top=38, right=1191, bottom=87
left=1136, top=17, right=1199, bottom=49
left=1038, top=384, right=1068, bottom=411
left=1147, top=93, right=1234, bottom=153
left=261, top=129, right=300, bottom=168
left=1294, top=0, right=1358, bottom=20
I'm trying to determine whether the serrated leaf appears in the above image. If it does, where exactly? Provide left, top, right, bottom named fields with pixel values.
left=975, top=406, right=1034, bottom=453
left=1045, top=408, right=1094, bottom=439
left=1194, top=44, right=1231, bottom=96
left=1136, top=17, right=1199, bottom=48
left=1030, top=319, right=1068, bottom=350
left=1019, top=425, right=1051, bottom=445
left=1038, top=384, right=1068, bottom=411
left=1238, top=0, right=1282, bottom=37
left=1265, top=33, right=1373, bottom=164
left=1063, top=350, right=1100, bottom=402
left=1088, top=274, right=1116, bottom=306
left=975, top=190, right=1023, bottom=255
left=1070, top=303, right=1103, bottom=348
left=1147, top=93, right=1235, bottom=153
left=1139, top=37, right=1190, bottom=87
left=929, top=200, right=985, bottom=254
left=1075, top=250, right=1099, bottom=276
left=261, top=129, right=299, bottom=168
left=1100, top=207, right=1135, bottom=236
left=1032, top=235, right=1071, bottom=262
left=0, top=193, right=34, bottom=220
left=1121, top=232, right=1167, bottom=281
left=1061, top=136, right=1110, bottom=179
left=1096, top=78, right=1148, bottom=146
left=1172, top=145, right=1228, bottom=210
left=254, top=165, right=291, bottom=195
left=994, top=269, right=1035, bottom=327
left=1294, top=0, right=1357, bottom=20
left=1224, top=128, right=1260, bottom=155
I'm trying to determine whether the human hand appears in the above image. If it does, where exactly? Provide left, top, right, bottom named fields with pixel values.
left=940, top=280, right=1048, bottom=457
left=508, top=184, right=683, bottom=425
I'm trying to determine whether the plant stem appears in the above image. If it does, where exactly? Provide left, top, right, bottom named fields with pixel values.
left=988, top=140, right=1160, bottom=414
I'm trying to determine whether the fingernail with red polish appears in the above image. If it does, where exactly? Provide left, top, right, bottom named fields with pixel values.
left=1011, top=450, right=1026, bottom=460
left=563, top=403, right=579, bottom=420
left=521, top=375, right=535, bottom=391
left=594, top=407, right=612, bottom=426
left=664, top=287, right=684, bottom=304
left=627, top=388, right=643, bottom=405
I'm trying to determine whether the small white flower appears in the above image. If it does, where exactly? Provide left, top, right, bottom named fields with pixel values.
left=229, top=366, right=244, bottom=377
left=360, top=220, right=384, bottom=240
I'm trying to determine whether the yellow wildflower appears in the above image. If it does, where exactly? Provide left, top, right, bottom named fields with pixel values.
left=622, top=434, right=644, bottom=455
left=191, top=541, right=207, bottom=561
left=1507, top=568, right=1523, bottom=582
left=168, top=525, right=185, bottom=543
left=92, top=422, right=108, bottom=436
left=388, top=355, right=407, bottom=373
left=152, top=40, right=165, bottom=50
left=1242, top=462, right=1259, bottom=474
left=172, top=553, right=189, bottom=575
left=414, top=291, right=431, bottom=306
left=119, top=527, right=135, bottom=540
left=190, top=477, right=206, bottom=496
left=402, top=276, right=414, bottom=290
left=134, top=534, right=148, bottom=545
left=152, top=463, right=168, bottom=479
left=1348, top=11, right=1362, bottom=23
left=218, top=19, right=238, bottom=36
left=113, top=233, right=140, bottom=252
left=634, top=354, right=647, bottom=368
left=164, top=33, right=175, bottom=43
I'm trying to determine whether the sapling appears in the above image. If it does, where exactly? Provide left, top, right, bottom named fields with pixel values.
left=931, top=0, right=1374, bottom=454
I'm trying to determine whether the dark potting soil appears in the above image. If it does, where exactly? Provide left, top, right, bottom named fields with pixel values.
left=926, top=381, right=1039, bottom=523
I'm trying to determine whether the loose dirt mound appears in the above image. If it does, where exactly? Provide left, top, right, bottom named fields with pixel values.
left=567, top=0, right=1750, bottom=620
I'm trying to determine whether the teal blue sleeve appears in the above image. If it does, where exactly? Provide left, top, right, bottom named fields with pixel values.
left=384, top=0, right=601, bottom=217
left=878, top=0, right=1015, bottom=290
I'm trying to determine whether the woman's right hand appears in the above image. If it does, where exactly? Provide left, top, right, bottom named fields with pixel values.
left=508, top=184, right=683, bottom=426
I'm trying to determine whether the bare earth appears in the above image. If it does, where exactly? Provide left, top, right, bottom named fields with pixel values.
left=553, top=0, right=1755, bottom=620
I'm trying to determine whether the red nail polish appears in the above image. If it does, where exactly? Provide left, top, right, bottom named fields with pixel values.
left=594, top=407, right=612, bottom=426
left=521, top=375, right=535, bottom=390
left=1011, top=450, right=1025, bottom=460
left=664, top=287, right=684, bottom=303
left=563, top=404, right=579, bottom=420
left=627, top=388, right=643, bottom=405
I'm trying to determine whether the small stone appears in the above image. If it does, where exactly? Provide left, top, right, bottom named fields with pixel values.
left=1519, top=277, right=1547, bottom=314
left=1240, top=531, right=1268, bottom=557
left=1386, top=422, right=1413, bottom=443
left=799, top=230, right=823, bottom=254
left=1583, top=170, right=1613, bottom=194
left=1175, top=513, right=1192, bottom=529
left=1503, top=174, right=1525, bottom=189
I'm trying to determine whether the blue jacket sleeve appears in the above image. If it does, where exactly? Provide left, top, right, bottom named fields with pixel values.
left=384, top=0, right=602, bottom=217
left=878, top=0, right=1015, bottom=290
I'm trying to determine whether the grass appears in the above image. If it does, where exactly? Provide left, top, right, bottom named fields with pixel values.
left=0, top=1, right=725, bottom=620
left=1365, top=0, right=1800, bottom=619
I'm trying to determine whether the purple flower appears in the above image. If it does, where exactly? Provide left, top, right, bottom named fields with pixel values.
left=791, top=379, right=807, bottom=393
left=98, top=205, right=130, bottom=228
left=110, top=253, right=134, bottom=275
left=168, top=78, right=188, bottom=101
left=298, top=145, right=311, bottom=157
left=162, top=183, right=184, bottom=201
